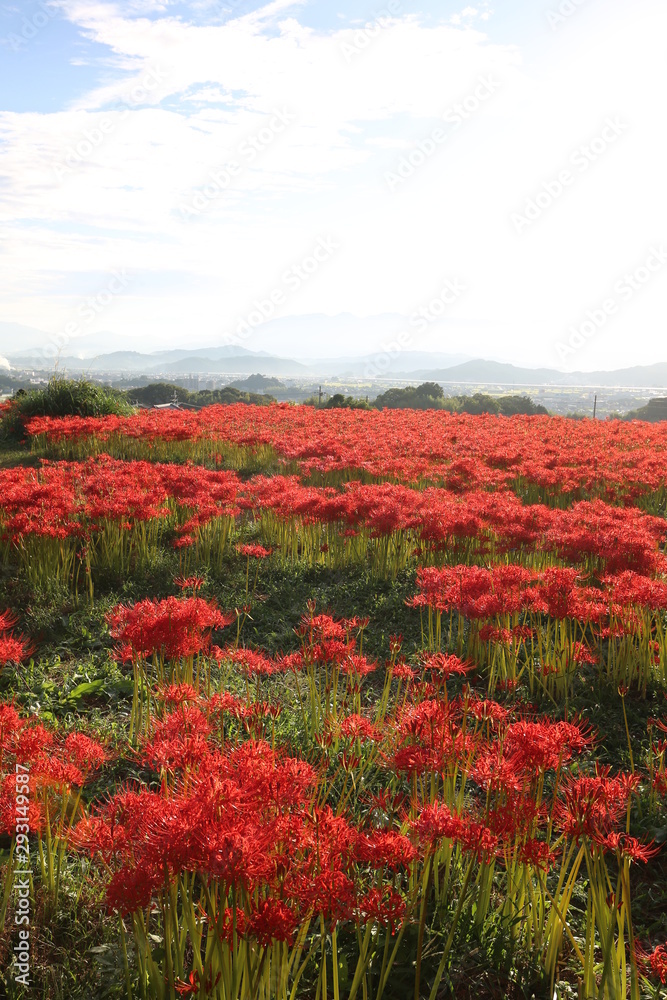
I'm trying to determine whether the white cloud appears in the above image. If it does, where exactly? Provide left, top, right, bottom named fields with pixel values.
left=0, top=0, right=666, bottom=369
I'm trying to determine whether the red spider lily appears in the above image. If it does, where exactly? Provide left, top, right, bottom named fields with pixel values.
left=596, top=832, right=660, bottom=862
left=74, top=741, right=321, bottom=916
left=357, top=885, right=406, bottom=932
left=107, top=596, right=235, bottom=661
left=389, top=633, right=403, bottom=655
left=298, top=611, right=348, bottom=641
left=159, top=683, right=200, bottom=706
left=556, top=768, right=640, bottom=842
left=236, top=543, right=271, bottom=559
left=364, top=788, right=407, bottom=820
left=517, top=838, right=555, bottom=871
left=339, top=653, right=377, bottom=677
left=143, top=706, right=213, bottom=773
left=339, top=714, right=381, bottom=743
left=0, top=702, right=22, bottom=749
left=645, top=943, right=667, bottom=984
left=413, top=802, right=465, bottom=847
left=218, top=646, right=277, bottom=677
left=354, top=829, right=416, bottom=869
left=472, top=747, right=531, bottom=795
left=464, top=694, right=509, bottom=725
left=61, top=732, right=107, bottom=777
left=275, top=651, right=305, bottom=673
left=503, top=718, right=594, bottom=773
left=207, top=691, right=245, bottom=716
left=478, top=624, right=512, bottom=644
left=0, top=634, right=33, bottom=666
left=391, top=660, right=417, bottom=681
left=247, top=899, right=298, bottom=947
left=569, top=641, right=597, bottom=665
left=419, top=651, right=473, bottom=679
left=174, top=575, right=205, bottom=592
left=0, top=706, right=106, bottom=920
left=0, top=612, right=34, bottom=668
left=174, top=971, right=200, bottom=996
left=0, top=611, right=18, bottom=632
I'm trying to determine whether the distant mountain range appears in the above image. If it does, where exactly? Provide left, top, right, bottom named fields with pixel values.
left=5, top=338, right=667, bottom=388
left=8, top=346, right=311, bottom=376
left=6, top=346, right=470, bottom=377
left=409, top=360, right=667, bottom=388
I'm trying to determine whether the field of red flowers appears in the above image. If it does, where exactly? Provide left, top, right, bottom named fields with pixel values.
left=1, top=405, right=667, bottom=1000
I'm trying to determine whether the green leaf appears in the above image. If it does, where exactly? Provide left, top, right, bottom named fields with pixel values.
left=66, top=679, right=104, bottom=701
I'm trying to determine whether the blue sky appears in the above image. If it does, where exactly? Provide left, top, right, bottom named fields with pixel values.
left=0, top=0, right=541, bottom=114
left=0, top=0, right=665, bottom=369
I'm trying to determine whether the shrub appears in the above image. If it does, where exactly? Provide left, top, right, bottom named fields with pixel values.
left=123, top=383, right=276, bottom=407
left=1, top=377, right=134, bottom=441
left=374, top=384, right=548, bottom=414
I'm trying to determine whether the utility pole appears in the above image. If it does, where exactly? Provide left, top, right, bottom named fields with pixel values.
left=593, top=394, right=597, bottom=419
left=318, top=385, right=323, bottom=406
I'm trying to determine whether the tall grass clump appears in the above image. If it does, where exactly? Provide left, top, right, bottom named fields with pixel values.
left=1, top=377, right=134, bottom=442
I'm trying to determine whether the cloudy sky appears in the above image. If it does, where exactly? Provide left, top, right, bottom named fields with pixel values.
left=0, top=0, right=665, bottom=369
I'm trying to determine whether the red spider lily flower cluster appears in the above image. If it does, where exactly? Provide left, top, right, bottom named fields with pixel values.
left=0, top=456, right=240, bottom=549
left=236, top=543, right=271, bottom=559
left=24, top=405, right=667, bottom=507
left=0, top=611, right=33, bottom=668
left=0, top=704, right=106, bottom=836
left=2, top=455, right=666, bottom=601
left=174, top=574, right=205, bottom=592
left=63, top=660, right=655, bottom=982
left=646, top=942, right=667, bottom=984
left=4, top=403, right=667, bottom=998
left=72, top=733, right=413, bottom=936
left=107, top=596, right=235, bottom=662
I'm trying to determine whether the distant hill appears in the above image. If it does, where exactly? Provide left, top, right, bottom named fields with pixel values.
left=623, top=397, right=667, bottom=422
left=9, top=349, right=310, bottom=376
left=406, top=360, right=667, bottom=388
left=160, top=355, right=308, bottom=375
left=229, top=374, right=286, bottom=392
left=310, top=351, right=471, bottom=377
